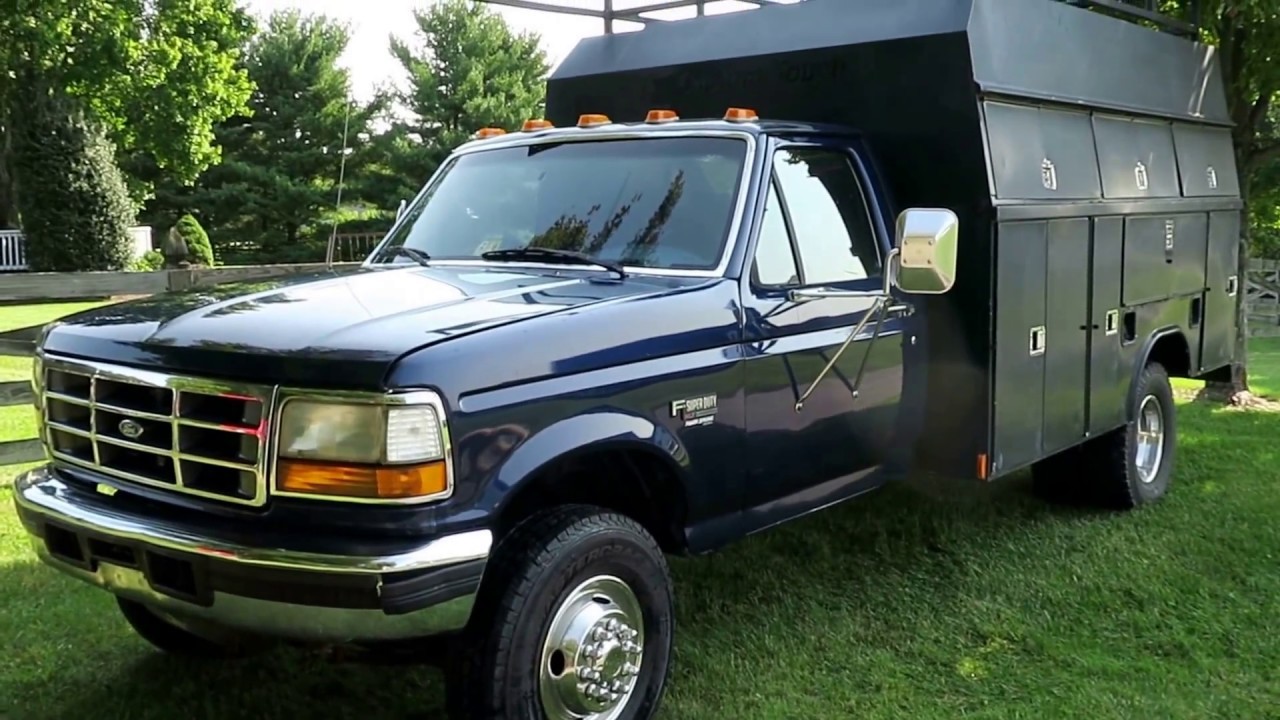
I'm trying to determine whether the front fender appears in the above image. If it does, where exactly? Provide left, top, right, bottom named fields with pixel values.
left=475, top=408, right=693, bottom=517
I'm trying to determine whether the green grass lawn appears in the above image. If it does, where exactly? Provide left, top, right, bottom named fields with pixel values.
left=0, top=306, right=1278, bottom=719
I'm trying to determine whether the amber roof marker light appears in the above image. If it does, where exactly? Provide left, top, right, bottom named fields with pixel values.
left=645, top=109, right=679, bottom=123
left=522, top=119, right=554, bottom=131
left=577, top=113, right=612, bottom=127
left=472, top=127, right=507, bottom=139
left=723, top=107, right=759, bottom=122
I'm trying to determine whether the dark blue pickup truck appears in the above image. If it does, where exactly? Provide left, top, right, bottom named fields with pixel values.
left=11, top=0, right=1241, bottom=718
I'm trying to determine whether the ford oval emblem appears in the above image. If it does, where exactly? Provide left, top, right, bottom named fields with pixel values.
left=118, top=419, right=145, bottom=440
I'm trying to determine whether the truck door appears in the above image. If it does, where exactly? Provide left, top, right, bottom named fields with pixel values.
left=739, top=143, right=905, bottom=510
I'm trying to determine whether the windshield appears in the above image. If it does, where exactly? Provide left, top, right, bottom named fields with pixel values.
left=371, top=136, right=748, bottom=272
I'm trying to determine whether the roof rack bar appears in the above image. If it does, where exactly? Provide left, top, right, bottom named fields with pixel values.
left=477, top=0, right=795, bottom=32
left=477, top=0, right=1199, bottom=36
left=1064, top=0, right=1200, bottom=36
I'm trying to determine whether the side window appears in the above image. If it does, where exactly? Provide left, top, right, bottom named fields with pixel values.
left=753, top=180, right=800, bottom=286
left=772, top=147, right=881, bottom=285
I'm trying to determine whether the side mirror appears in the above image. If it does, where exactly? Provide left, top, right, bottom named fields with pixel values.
left=892, top=208, right=958, bottom=294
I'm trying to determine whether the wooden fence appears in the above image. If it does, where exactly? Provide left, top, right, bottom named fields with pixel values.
left=1248, top=259, right=1280, bottom=336
left=0, top=261, right=358, bottom=466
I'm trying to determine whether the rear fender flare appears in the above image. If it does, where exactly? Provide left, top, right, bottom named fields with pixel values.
left=1128, top=326, right=1188, bottom=415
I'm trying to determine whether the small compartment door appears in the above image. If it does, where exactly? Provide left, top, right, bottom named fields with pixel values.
left=984, top=101, right=1101, bottom=201
left=1173, top=124, right=1241, bottom=197
left=1200, top=211, right=1241, bottom=372
left=1093, top=114, right=1180, bottom=199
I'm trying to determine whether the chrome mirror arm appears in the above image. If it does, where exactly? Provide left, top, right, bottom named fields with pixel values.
left=792, top=248, right=907, bottom=412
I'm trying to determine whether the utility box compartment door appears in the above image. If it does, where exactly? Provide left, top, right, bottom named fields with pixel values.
left=1089, top=217, right=1127, bottom=436
left=984, top=101, right=1101, bottom=201
left=1173, top=124, right=1241, bottom=197
left=1122, top=213, right=1207, bottom=305
left=1042, top=218, right=1090, bottom=455
left=1169, top=213, right=1209, bottom=297
left=1093, top=114, right=1180, bottom=199
left=1200, top=210, right=1241, bottom=372
left=992, top=221, right=1048, bottom=474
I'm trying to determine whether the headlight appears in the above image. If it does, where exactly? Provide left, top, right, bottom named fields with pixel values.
left=275, top=393, right=450, bottom=503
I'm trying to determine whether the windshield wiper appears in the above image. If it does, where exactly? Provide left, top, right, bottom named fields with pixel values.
left=381, top=245, right=432, bottom=267
left=480, top=247, right=626, bottom=279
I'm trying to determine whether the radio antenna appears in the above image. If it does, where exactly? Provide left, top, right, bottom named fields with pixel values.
left=326, top=96, right=353, bottom=268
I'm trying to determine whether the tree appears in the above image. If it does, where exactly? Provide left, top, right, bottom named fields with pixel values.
left=0, top=0, right=255, bottom=228
left=173, top=214, right=215, bottom=266
left=167, top=9, right=371, bottom=258
left=387, top=0, right=550, bottom=184
left=0, top=0, right=256, bottom=181
left=9, top=76, right=136, bottom=272
left=1164, top=0, right=1280, bottom=399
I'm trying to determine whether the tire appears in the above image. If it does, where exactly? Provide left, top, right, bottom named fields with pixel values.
left=117, top=597, right=267, bottom=659
left=1082, top=361, right=1177, bottom=509
left=1029, top=361, right=1176, bottom=510
left=449, top=505, right=675, bottom=720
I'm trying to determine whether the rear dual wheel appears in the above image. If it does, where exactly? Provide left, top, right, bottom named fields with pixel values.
left=449, top=505, right=675, bottom=720
left=1032, top=360, right=1176, bottom=508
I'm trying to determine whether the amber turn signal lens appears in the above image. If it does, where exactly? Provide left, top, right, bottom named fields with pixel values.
left=522, top=119, right=554, bottom=131
left=577, top=113, right=611, bottom=127
left=645, top=109, right=678, bottom=123
left=723, top=107, right=759, bottom=122
left=473, top=127, right=507, bottom=139
left=279, top=460, right=448, bottom=500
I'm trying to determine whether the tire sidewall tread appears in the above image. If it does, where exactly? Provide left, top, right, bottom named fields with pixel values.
left=453, top=504, right=674, bottom=720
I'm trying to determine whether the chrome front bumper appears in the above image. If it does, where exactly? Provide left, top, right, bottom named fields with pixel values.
left=11, top=466, right=492, bottom=643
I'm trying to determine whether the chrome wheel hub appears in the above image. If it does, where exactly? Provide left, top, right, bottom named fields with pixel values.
left=1135, top=394, right=1165, bottom=484
left=539, top=575, right=644, bottom=720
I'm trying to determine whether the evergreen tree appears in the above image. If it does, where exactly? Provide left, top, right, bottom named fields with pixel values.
left=10, top=79, right=135, bottom=272
left=171, top=9, right=370, bottom=258
left=174, top=213, right=215, bottom=266
left=386, top=0, right=549, bottom=185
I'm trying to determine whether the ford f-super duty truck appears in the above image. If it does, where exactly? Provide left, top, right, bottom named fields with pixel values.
left=11, top=0, right=1240, bottom=717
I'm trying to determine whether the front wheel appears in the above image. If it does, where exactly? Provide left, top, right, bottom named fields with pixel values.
left=450, top=505, right=675, bottom=720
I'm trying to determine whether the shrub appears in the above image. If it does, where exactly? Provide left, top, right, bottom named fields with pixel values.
left=127, top=249, right=165, bottom=272
left=10, top=84, right=136, bottom=272
left=173, top=213, right=215, bottom=266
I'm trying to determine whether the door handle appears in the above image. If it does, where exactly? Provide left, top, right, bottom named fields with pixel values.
left=1029, top=325, right=1046, bottom=356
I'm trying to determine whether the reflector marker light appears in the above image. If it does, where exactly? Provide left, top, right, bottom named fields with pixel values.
left=473, top=127, right=507, bottom=139
left=522, top=119, right=554, bottom=131
left=724, top=107, right=759, bottom=122
left=578, top=113, right=611, bottom=127
left=646, top=109, right=679, bottom=123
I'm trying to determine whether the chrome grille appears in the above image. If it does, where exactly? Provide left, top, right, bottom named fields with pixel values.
left=37, top=355, right=275, bottom=507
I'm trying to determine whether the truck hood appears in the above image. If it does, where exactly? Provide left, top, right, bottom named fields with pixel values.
left=41, top=264, right=692, bottom=388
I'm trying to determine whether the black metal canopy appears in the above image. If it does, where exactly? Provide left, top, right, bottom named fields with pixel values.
left=477, top=0, right=1202, bottom=36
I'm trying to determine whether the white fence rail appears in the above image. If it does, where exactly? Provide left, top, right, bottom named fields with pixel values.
left=0, top=230, right=25, bottom=271
left=0, top=227, right=151, bottom=271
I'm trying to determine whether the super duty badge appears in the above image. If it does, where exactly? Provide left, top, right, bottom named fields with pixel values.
left=670, top=393, right=717, bottom=427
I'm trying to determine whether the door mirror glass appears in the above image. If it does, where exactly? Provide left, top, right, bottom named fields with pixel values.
left=893, top=208, right=958, bottom=294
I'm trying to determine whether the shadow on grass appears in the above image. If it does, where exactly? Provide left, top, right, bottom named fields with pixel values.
left=1, top=403, right=1275, bottom=720
left=0, top=560, right=452, bottom=720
